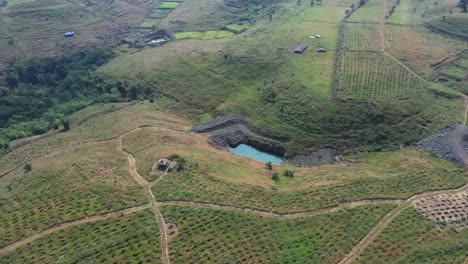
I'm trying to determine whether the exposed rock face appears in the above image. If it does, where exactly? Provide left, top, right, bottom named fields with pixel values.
left=285, top=149, right=335, bottom=167
left=415, top=125, right=468, bottom=167
left=193, top=115, right=336, bottom=166
left=193, top=116, right=286, bottom=155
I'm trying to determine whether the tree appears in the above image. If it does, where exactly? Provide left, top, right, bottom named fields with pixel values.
left=311, top=0, right=314, bottom=7
left=62, top=118, right=70, bottom=131
left=359, top=0, right=367, bottom=7
left=459, top=0, right=467, bottom=12
left=265, top=161, right=272, bottom=170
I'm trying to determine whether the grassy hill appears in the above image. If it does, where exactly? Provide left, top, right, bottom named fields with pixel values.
left=0, top=102, right=465, bottom=263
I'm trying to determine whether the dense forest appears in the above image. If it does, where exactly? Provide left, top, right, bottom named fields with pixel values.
left=0, top=50, right=150, bottom=149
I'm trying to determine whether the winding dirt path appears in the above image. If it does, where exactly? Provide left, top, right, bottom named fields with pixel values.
left=338, top=182, right=468, bottom=264
left=117, top=131, right=170, bottom=264
left=0, top=204, right=151, bottom=255
left=158, top=199, right=404, bottom=219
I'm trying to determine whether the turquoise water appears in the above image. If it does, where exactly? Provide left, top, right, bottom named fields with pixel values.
left=228, top=144, right=283, bottom=165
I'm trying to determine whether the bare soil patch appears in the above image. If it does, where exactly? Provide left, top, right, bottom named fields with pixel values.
left=413, top=190, right=468, bottom=230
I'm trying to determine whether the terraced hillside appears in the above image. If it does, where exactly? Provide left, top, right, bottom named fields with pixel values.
left=0, top=0, right=467, bottom=263
left=0, top=102, right=466, bottom=263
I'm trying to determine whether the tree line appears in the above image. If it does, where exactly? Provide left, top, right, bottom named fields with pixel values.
left=0, top=49, right=151, bottom=149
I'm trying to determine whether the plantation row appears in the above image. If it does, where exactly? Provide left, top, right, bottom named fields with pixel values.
left=384, top=25, right=468, bottom=79
left=343, top=23, right=380, bottom=52
left=162, top=204, right=395, bottom=263
left=0, top=210, right=161, bottom=263
left=151, top=157, right=466, bottom=214
left=336, top=52, right=427, bottom=101
left=348, top=0, right=399, bottom=24
left=356, top=207, right=468, bottom=263
left=0, top=143, right=147, bottom=248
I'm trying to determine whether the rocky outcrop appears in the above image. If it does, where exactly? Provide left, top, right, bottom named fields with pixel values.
left=285, top=149, right=335, bottom=167
left=415, top=125, right=468, bottom=167
left=193, top=116, right=286, bottom=156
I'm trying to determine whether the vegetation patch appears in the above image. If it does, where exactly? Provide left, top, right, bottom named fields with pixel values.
left=157, top=1, right=180, bottom=9
left=162, top=204, right=396, bottom=263
left=337, top=52, right=427, bottom=100
left=174, top=31, right=205, bottom=39
left=0, top=210, right=161, bottom=263
left=0, top=142, right=147, bottom=248
left=356, top=207, right=468, bottom=263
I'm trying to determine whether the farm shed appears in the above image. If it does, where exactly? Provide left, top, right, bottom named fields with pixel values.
left=317, top=47, right=327, bottom=53
left=294, top=44, right=308, bottom=54
left=156, top=158, right=170, bottom=171
left=64, top=32, right=74, bottom=37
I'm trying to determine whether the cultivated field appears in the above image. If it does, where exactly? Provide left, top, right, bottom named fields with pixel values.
left=162, top=204, right=396, bottom=263
left=343, top=23, right=380, bottom=52
left=384, top=25, right=468, bottom=79
left=0, top=102, right=466, bottom=263
left=336, top=52, right=426, bottom=100
left=355, top=207, right=468, bottom=263
left=0, top=141, right=147, bottom=248
left=0, top=209, right=161, bottom=263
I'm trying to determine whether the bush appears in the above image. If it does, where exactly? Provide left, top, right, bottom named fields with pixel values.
left=169, top=154, right=186, bottom=171
left=265, top=161, right=272, bottom=170
left=283, top=169, right=294, bottom=177
left=24, top=163, right=32, bottom=172
left=271, top=171, right=280, bottom=181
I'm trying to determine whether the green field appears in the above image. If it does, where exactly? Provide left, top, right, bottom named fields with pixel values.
left=356, top=207, right=468, bottom=263
left=0, top=141, right=147, bottom=248
left=158, top=1, right=180, bottom=9
left=162, top=204, right=396, bottom=263
left=0, top=209, right=161, bottom=263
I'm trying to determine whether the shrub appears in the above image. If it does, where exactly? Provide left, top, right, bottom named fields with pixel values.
left=169, top=154, right=186, bottom=171
left=24, top=163, right=32, bottom=172
left=283, top=170, right=294, bottom=177
left=271, top=171, right=280, bottom=181
left=265, top=161, right=272, bottom=170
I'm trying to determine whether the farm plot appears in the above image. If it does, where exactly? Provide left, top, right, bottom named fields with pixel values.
left=387, top=0, right=460, bottom=25
left=161, top=204, right=396, bottom=263
left=384, top=25, right=468, bottom=79
left=131, top=118, right=467, bottom=213
left=336, top=52, right=427, bottom=101
left=355, top=207, right=468, bottom=263
left=343, top=23, right=380, bottom=51
left=413, top=190, right=468, bottom=230
left=348, top=0, right=398, bottom=24
left=0, top=142, right=147, bottom=248
left=0, top=210, right=161, bottom=263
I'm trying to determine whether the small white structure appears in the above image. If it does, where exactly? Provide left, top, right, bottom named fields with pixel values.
left=316, top=35, right=321, bottom=38
left=309, top=36, right=316, bottom=39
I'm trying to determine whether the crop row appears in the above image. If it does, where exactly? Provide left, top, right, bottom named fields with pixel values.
left=0, top=210, right=160, bottom=263
left=162, top=204, right=395, bottom=263
left=336, top=52, right=427, bottom=101
left=152, top=154, right=466, bottom=213
left=384, top=25, right=468, bottom=79
left=0, top=143, right=147, bottom=248
left=343, top=23, right=380, bottom=52
left=356, top=207, right=468, bottom=263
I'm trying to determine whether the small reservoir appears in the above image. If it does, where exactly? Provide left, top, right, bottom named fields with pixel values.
left=228, top=144, right=283, bottom=165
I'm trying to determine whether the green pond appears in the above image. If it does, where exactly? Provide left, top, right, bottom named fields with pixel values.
left=228, top=144, right=283, bottom=165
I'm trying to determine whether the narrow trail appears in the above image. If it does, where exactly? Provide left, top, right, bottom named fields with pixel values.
left=158, top=199, right=404, bottom=219
left=338, top=182, right=468, bottom=264
left=0, top=204, right=150, bottom=255
left=117, top=132, right=170, bottom=264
